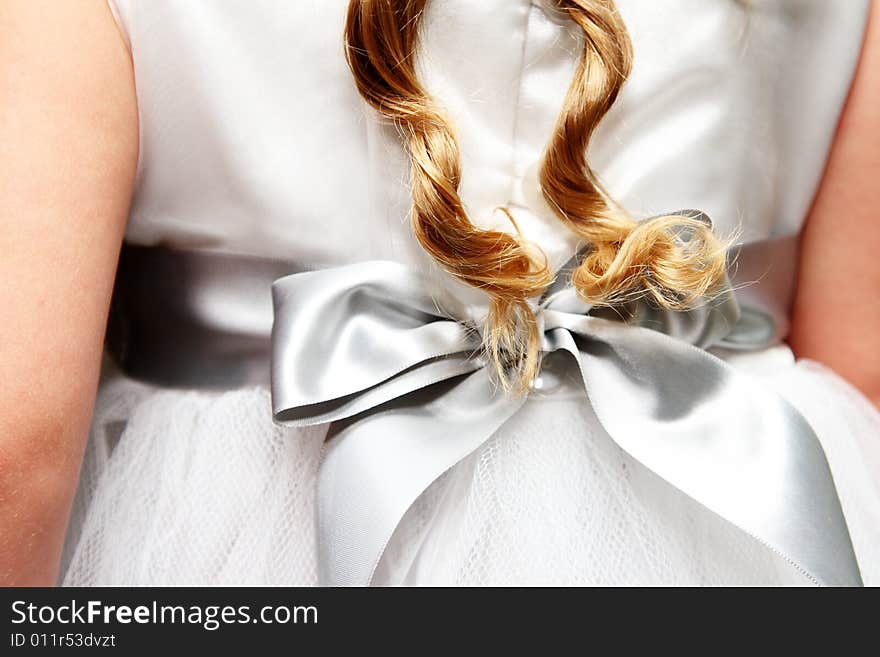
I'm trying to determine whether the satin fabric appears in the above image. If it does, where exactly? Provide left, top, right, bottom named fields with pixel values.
left=106, top=0, right=868, bottom=331
left=270, top=248, right=860, bottom=586
left=101, top=236, right=863, bottom=586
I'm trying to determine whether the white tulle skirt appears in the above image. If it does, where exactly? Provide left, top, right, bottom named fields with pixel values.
left=61, top=347, right=880, bottom=586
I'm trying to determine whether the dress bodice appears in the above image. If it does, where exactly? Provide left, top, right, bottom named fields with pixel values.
left=108, top=0, right=868, bottom=327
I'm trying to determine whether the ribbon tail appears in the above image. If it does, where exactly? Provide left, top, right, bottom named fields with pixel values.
left=555, top=317, right=862, bottom=586
left=315, top=368, right=525, bottom=586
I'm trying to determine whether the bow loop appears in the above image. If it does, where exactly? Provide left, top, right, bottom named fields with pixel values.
left=271, top=261, right=481, bottom=426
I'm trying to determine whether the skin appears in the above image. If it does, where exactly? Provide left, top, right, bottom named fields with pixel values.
left=0, top=0, right=137, bottom=585
left=789, top=0, right=880, bottom=409
left=0, top=2, right=876, bottom=586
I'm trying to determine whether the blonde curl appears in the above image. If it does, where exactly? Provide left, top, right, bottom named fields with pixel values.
left=345, top=0, right=729, bottom=393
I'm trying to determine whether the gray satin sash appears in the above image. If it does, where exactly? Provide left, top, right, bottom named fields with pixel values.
left=106, top=224, right=861, bottom=586
left=271, top=245, right=862, bottom=586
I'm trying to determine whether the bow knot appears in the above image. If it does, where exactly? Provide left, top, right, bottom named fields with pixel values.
left=270, top=224, right=861, bottom=587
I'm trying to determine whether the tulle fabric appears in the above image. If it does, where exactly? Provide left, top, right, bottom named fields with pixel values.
left=61, top=351, right=880, bottom=586
left=61, top=359, right=325, bottom=586
left=765, top=359, right=880, bottom=585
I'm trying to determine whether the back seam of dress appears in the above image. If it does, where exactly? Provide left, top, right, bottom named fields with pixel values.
left=507, top=1, right=536, bottom=216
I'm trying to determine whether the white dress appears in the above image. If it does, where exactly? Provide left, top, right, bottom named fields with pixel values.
left=61, top=0, right=880, bottom=586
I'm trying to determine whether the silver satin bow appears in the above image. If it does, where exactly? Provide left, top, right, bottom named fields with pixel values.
left=270, top=221, right=862, bottom=587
